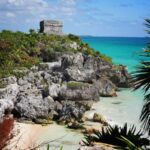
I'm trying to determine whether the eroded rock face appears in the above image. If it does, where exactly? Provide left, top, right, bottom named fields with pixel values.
left=58, top=101, right=86, bottom=123
left=61, top=53, right=112, bottom=83
left=0, top=52, right=131, bottom=123
left=109, top=68, right=131, bottom=88
left=93, top=113, right=108, bottom=125
left=13, top=90, right=55, bottom=120
left=0, top=77, right=19, bottom=122
left=94, top=79, right=117, bottom=97
left=0, top=99, right=14, bottom=122
left=59, top=82, right=99, bottom=101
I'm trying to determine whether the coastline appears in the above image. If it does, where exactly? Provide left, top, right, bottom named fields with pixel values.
left=0, top=33, right=146, bottom=149
left=8, top=88, right=143, bottom=150
left=6, top=122, right=46, bottom=150
left=7, top=121, right=84, bottom=150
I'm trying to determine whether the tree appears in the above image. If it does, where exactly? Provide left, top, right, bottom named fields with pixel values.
left=132, top=19, right=150, bottom=135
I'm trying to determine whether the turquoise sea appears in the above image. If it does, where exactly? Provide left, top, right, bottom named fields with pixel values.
left=81, top=36, right=150, bottom=129
left=82, top=36, right=150, bottom=72
left=10, top=37, right=150, bottom=150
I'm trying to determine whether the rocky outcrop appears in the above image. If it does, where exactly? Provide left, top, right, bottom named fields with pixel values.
left=79, top=145, right=116, bottom=150
left=0, top=99, right=14, bottom=122
left=0, top=77, right=19, bottom=122
left=93, top=113, right=108, bottom=126
left=59, top=82, right=99, bottom=101
left=0, top=52, right=130, bottom=123
left=61, top=53, right=112, bottom=83
left=58, top=101, right=86, bottom=123
left=13, top=90, right=55, bottom=120
left=93, top=79, right=117, bottom=97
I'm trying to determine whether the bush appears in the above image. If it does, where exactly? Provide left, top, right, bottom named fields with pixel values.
left=83, top=123, right=150, bottom=149
left=0, top=30, right=112, bottom=78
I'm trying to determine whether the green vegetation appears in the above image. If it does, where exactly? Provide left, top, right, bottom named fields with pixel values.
left=0, top=80, right=7, bottom=88
left=83, top=123, right=150, bottom=149
left=0, top=30, right=112, bottom=78
left=132, top=19, right=150, bottom=135
left=46, top=144, right=63, bottom=150
left=66, top=81, right=88, bottom=89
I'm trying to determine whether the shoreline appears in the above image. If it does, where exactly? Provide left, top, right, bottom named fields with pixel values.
left=6, top=122, right=47, bottom=150
left=5, top=88, right=144, bottom=150
left=7, top=121, right=84, bottom=150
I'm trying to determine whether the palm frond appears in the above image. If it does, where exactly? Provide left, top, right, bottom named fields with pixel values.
left=117, top=136, right=141, bottom=150
left=140, top=94, right=150, bottom=135
left=145, top=19, right=150, bottom=29
left=131, top=63, right=150, bottom=93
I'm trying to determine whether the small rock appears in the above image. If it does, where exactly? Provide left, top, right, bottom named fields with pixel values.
left=93, top=113, right=108, bottom=125
left=33, top=118, right=53, bottom=125
left=67, top=121, right=84, bottom=129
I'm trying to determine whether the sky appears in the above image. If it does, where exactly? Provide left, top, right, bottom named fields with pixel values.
left=0, top=0, right=150, bottom=37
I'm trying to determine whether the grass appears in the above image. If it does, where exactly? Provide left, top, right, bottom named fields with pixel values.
left=0, top=30, right=112, bottom=79
left=66, top=81, right=88, bottom=89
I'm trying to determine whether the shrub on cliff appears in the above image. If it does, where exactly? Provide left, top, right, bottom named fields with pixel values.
left=0, top=30, right=112, bottom=78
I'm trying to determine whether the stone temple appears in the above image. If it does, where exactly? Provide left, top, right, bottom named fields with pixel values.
left=40, top=20, right=63, bottom=35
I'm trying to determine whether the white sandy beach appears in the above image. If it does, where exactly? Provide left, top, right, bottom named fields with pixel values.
left=5, top=89, right=144, bottom=150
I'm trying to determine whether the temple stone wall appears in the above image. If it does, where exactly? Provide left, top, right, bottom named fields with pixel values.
left=40, top=20, right=63, bottom=35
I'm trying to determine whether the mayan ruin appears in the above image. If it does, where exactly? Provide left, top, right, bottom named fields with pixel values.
left=40, top=20, right=63, bottom=35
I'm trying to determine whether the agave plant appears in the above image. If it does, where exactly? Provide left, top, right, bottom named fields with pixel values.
left=118, top=136, right=142, bottom=150
left=82, top=123, right=150, bottom=149
left=132, top=19, right=150, bottom=135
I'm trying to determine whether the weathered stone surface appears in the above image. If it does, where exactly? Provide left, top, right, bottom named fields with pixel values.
left=38, top=61, right=61, bottom=71
left=13, top=89, right=55, bottom=120
left=83, top=55, right=112, bottom=72
left=40, top=20, right=63, bottom=35
left=0, top=83, right=19, bottom=101
left=0, top=76, right=17, bottom=85
left=33, top=118, right=53, bottom=125
left=0, top=99, right=14, bottom=122
left=105, top=66, right=131, bottom=88
left=48, top=84, right=61, bottom=98
left=93, top=113, right=108, bottom=125
left=94, top=79, right=117, bottom=97
left=0, top=52, right=131, bottom=123
left=58, top=101, right=86, bottom=123
left=59, top=82, right=99, bottom=101
left=67, top=121, right=84, bottom=129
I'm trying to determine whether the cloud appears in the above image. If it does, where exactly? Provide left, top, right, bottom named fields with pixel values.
left=61, top=0, right=76, bottom=6
left=6, top=12, right=16, bottom=17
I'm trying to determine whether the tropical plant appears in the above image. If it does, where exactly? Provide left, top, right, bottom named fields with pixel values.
left=82, top=123, right=150, bottom=149
left=0, top=30, right=113, bottom=78
left=118, top=136, right=142, bottom=150
left=132, top=19, right=150, bottom=135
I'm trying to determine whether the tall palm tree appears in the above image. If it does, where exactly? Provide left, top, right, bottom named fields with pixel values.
left=132, top=19, right=150, bottom=135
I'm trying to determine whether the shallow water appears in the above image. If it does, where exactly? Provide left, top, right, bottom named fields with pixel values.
left=14, top=37, right=149, bottom=150
left=89, top=89, right=144, bottom=128
left=81, top=36, right=148, bottom=128
left=37, top=123, right=83, bottom=150
left=82, top=36, right=149, bottom=72
left=37, top=37, right=149, bottom=149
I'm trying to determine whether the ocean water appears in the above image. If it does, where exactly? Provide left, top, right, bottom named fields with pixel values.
left=81, top=36, right=149, bottom=72
left=81, top=36, right=150, bottom=129
left=19, top=37, right=149, bottom=150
